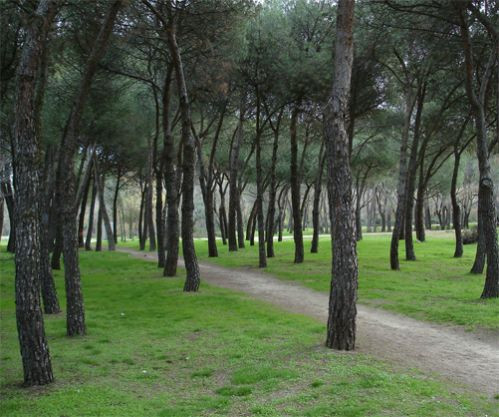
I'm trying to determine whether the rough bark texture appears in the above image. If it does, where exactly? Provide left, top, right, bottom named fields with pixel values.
left=324, top=0, right=358, bottom=350
left=290, top=106, right=304, bottom=263
left=167, top=17, right=200, bottom=291
left=161, top=67, right=180, bottom=276
left=13, top=0, right=56, bottom=386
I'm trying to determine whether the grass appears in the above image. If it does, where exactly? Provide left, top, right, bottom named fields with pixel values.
left=190, top=233, right=499, bottom=331
left=1, top=249, right=498, bottom=416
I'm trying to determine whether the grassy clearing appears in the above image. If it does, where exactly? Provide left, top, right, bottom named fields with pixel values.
left=1, top=250, right=498, bottom=416
left=190, top=233, right=499, bottom=331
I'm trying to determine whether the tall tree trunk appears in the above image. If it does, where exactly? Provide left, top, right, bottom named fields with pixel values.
left=450, top=147, right=463, bottom=258
left=404, top=86, right=425, bottom=261
left=324, top=0, right=357, bottom=350
left=390, top=89, right=414, bottom=270
left=13, top=0, right=56, bottom=385
left=139, top=185, right=146, bottom=250
left=311, top=147, right=326, bottom=253
left=85, top=178, right=96, bottom=250
left=414, top=167, right=426, bottom=242
left=55, top=0, right=122, bottom=336
left=155, top=167, right=165, bottom=267
left=266, top=113, right=282, bottom=258
left=290, top=105, right=304, bottom=263
left=228, top=104, right=244, bottom=251
left=166, top=16, right=199, bottom=291
left=458, top=8, right=498, bottom=297
left=162, top=67, right=179, bottom=277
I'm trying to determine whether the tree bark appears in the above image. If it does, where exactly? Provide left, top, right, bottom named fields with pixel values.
left=112, top=167, right=121, bottom=243
left=404, top=85, right=425, bottom=261
left=166, top=16, right=200, bottom=291
left=13, top=0, right=56, bottom=385
left=458, top=7, right=498, bottom=297
left=390, top=89, right=414, bottom=270
left=77, top=159, right=92, bottom=248
left=290, top=105, right=304, bottom=263
left=93, top=162, right=115, bottom=251
left=96, top=205, right=103, bottom=252
left=324, top=0, right=358, bottom=350
left=450, top=147, right=463, bottom=258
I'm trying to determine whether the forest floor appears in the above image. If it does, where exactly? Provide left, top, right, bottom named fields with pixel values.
left=1, top=249, right=498, bottom=417
left=119, top=247, right=499, bottom=399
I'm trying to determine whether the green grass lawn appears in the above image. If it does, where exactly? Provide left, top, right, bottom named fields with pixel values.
left=190, top=233, right=499, bottom=332
left=1, top=250, right=498, bottom=416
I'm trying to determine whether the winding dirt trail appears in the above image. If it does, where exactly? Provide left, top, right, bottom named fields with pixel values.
left=118, top=248, right=499, bottom=397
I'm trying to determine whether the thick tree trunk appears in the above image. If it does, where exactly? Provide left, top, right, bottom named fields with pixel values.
left=324, top=0, right=358, bottom=350
left=450, top=148, right=463, bottom=258
left=13, top=0, right=56, bottom=385
left=166, top=17, right=199, bottom=291
left=458, top=10, right=498, bottom=297
left=85, top=178, right=96, bottom=250
left=290, top=106, right=304, bottom=263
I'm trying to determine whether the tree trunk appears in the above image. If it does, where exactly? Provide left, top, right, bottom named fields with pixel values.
left=458, top=9, right=498, bottom=297
left=139, top=185, right=146, bottom=250
left=450, top=147, right=463, bottom=258
left=324, top=0, right=357, bottom=350
left=390, top=89, right=414, bottom=270
left=404, top=86, right=425, bottom=261
left=93, top=165, right=115, bottom=251
left=1, top=181, right=15, bottom=253
left=77, top=161, right=92, bottom=248
left=96, top=206, right=103, bottom=252
left=266, top=115, right=281, bottom=258
left=290, top=105, right=304, bottom=263
left=166, top=17, right=200, bottom=291
left=13, top=0, right=56, bottom=385
left=228, top=105, right=244, bottom=251
left=85, top=178, right=96, bottom=250
left=255, top=129, right=266, bottom=268
left=155, top=167, right=165, bottom=267
left=112, top=168, right=121, bottom=243
left=236, top=196, right=245, bottom=248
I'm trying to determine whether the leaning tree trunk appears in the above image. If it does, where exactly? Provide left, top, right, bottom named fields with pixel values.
left=450, top=147, right=463, bottom=258
left=290, top=105, right=304, bottom=264
left=56, top=0, right=122, bottom=337
left=13, top=0, right=56, bottom=385
left=167, top=18, right=200, bottom=291
left=324, top=0, right=357, bottom=351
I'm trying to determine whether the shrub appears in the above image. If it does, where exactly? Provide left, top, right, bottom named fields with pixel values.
left=462, top=227, right=478, bottom=245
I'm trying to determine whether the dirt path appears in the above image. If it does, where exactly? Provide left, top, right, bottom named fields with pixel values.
left=118, top=248, right=499, bottom=397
